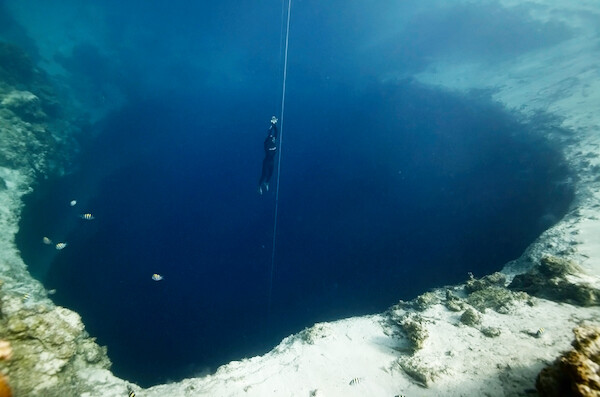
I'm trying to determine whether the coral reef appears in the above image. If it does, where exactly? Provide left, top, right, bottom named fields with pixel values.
left=510, top=255, right=600, bottom=306
left=536, top=325, right=600, bottom=396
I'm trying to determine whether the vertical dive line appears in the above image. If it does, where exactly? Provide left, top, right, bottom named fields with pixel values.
left=268, top=0, right=292, bottom=315
left=274, top=0, right=286, bottom=113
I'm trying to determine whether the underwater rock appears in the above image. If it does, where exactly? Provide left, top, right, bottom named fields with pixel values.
left=413, top=291, right=440, bottom=311
left=465, top=272, right=507, bottom=293
left=463, top=272, right=530, bottom=313
left=295, top=323, right=330, bottom=345
left=0, top=109, right=53, bottom=173
left=0, top=41, right=36, bottom=87
left=0, top=292, right=111, bottom=396
left=1, top=90, right=46, bottom=121
left=444, top=289, right=465, bottom=312
left=460, top=308, right=481, bottom=327
left=77, top=338, right=110, bottom=366
left=396, top=356, right=446, bottom=388
left=510, top=255, right=600, bottom=306
left=536, top=325, right=600, bottom=396
left=467, top=286, right=531, bottom=314
left=382, top=306, right=429, bottom=353
left=400, top=313, right=429, bottom=353
left=480, top=326, right=502, bottom=338
left=538, top=255, right=583, bottom=277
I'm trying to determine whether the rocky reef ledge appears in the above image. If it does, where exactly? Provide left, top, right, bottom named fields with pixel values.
left=2, top=0, right=600, bottom=396
left=0, top=41, right=130, bottom=396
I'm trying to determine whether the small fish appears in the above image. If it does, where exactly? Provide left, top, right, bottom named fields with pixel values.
left=42, top=236, right=53, bottom=245
left=152, top=273, right=163, bottom=281
left=70, top=200, right=77, bottom=207
left=349, top=377, right=362, bottom=386
left=22, top=293, right=30, bottom=302
left=536, top=328, right=545, bottom=338
left=80, top=213, right=95, bottom=220
left=55, top=242, right=68, bottom=250
left=47, top=289, right=57, bottom=295
left=127, top=386, right=136, bottom=397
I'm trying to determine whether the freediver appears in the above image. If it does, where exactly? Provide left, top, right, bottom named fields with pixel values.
left=258, top=116, right=279, bottom=195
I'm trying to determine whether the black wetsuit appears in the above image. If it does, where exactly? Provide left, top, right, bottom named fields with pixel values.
left=258, top=123, right=278, bottom=190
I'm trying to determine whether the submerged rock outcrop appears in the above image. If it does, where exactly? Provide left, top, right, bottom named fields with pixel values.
left=510, top=255, right=600, bottom=306
left=537, top=325, right=600, bottom=396
left=0, top=285, right=112, bottom=395
left=0, top=40, right=129, bottom=396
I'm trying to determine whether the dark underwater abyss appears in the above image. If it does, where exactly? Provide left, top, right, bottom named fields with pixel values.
left=9, top=0, right=575, bottom=388
left=17, top=81, right=574, bottom=386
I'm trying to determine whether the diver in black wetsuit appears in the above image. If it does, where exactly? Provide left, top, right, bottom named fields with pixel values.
left=258, top=116, right=279, bottom=195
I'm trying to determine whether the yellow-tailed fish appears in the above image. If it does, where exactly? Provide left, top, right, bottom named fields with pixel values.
left=80, top=213, right=95, bottom=220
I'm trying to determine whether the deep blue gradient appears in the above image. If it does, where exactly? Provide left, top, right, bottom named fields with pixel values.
left=9, top=0, right=575, bottom=387
left=18, top=81, right=573, bottom=386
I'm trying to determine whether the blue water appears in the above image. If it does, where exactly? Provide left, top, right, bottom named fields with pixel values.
left=8, top=0, right=574, bottom=387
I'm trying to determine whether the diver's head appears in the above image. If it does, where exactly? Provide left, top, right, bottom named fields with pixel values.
left=271, top=116, right=278, bottom=124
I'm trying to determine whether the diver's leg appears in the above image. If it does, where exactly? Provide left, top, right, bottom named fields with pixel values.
left=258, top=158, right=269, bottom=194
left=265, top=159, right=274, bottom=191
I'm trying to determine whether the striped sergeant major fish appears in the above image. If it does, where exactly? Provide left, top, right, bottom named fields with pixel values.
left=80, top=213, right=95, bottom=220
left=349, top=377, right=363, bottom=386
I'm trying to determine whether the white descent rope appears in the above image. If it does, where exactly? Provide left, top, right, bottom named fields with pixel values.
left=268, top=0, right=292, bottom=314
